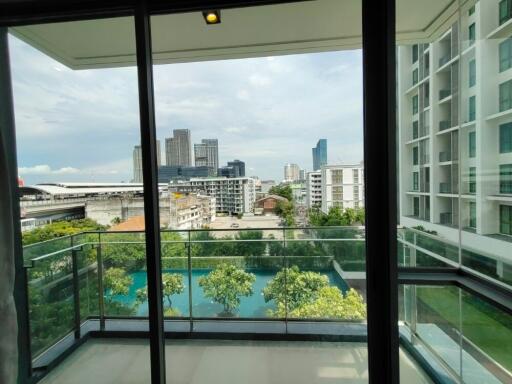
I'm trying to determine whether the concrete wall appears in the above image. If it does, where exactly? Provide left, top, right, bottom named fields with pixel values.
left=85, top=197, right=170, bottom=227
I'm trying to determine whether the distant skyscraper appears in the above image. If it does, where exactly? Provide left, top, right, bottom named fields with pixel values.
left=312, top=139, right=327, bottom=171
left=227, top=160, right=245, bottom=177
left=133, top=140, right=160, bottom=183
left=194, top=139, right=219, bottom=172
left=166, top=129, right=192, bottom=166
left=284, top=163, right=300, bottom=182
left=133, top=145, right=143, bottom=183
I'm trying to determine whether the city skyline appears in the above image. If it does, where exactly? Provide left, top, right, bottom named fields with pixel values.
left=11, top=34, right=363, bottom=185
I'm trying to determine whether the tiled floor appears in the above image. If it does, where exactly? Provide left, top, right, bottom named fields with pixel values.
left=40, top=339, right=432, bottom=384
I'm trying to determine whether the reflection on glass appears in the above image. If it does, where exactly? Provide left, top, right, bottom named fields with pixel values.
left=399, top=285, right=512, bottom=383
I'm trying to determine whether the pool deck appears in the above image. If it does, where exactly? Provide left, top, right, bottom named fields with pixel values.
left=39, top=339, right=433, bottom=384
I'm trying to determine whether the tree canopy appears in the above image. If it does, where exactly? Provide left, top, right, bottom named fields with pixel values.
left=136, top=273, right=185, bottom=314
left=262, top=266, right=329, bottom=312
left=104, top=267, right=133, bottom=303
left=308, top=207, right=365, bottom=227
left=198, top=263, right=256, bottom=316
left=22, top=218, right=106, bottom=245
left=262, top=266, right=366, bottom=320
left=268, top=184, right=293, bottom=201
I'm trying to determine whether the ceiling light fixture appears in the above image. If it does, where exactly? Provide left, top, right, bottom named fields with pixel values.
left=202, top=10, right=221, bottom=25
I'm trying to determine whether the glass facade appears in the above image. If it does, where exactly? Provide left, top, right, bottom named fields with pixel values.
left=500, top=122, right=512, bottom=153
left=499, top=79, right=512, bottom=112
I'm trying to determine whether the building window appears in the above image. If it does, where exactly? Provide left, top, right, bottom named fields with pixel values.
left=413, top=120, right=419, bottom=139
left=500, top=205, right=512, bottom=235
left=354, top=185, right=359, bottom=200
left=500, top=38, right=512, bottom=72
left=412, top=95, right=418, bottom=115
left=469, top=167, right=476, bottom=193
left=468, top=23, right=476, bottom=45
left=413, top=146, right=419, bottom=165
left=469, top=202, right=477, bottom=228
left=500, top=164, right=512, bottom=193
left=331, top=170, right=343, bottom=184
left=413, top=197, right=420, bottom=217
left=499, top=80, right=512, bottom=112
left=469, top=5, right=475, bottom=16
left=469, top=131, right=476, bottom=158
left=353, top=169, right=359, bottom=183
left=469, top=59, right=476, bottom=87
left=413, top=172, right=419, bottom=191
left=469, top=96, right=476, bottom=121
left=332, top=186, right=343, bottom=201
left=412, top=68, right=418, bottom=85
left=500, top=0, right=512, bottom=26
left=412, top=44, right=418, bottom=63
left=500, top=122, right=512, bottom=153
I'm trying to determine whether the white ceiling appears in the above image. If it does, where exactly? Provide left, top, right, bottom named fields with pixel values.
left=10, top=0, right=458, bottom=70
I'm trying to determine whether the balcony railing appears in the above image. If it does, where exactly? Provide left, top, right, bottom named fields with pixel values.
left=439, top=182, right=451, bottom=194
left=23, top=227, right=367, bottom=366
left=438, top=54, right=451, bottom=67
left=439, top=120, right=451, bottom=131
left=439, top=151, right=451, bottom=162
left=439, top=89, right=451, bottom=100
left=23, top=225, right=512, bottom=384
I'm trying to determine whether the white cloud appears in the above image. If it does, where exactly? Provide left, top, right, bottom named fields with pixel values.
left=236, top=89, right=250, bottom=100
left=18, top=165, right=80, bottom=175
left=223, top=126, right=247, bottom=134
left=249, top=73, right=271, bottom=87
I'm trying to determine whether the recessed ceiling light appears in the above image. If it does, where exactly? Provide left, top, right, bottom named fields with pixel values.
left=203, top=10, right=221, bottom=25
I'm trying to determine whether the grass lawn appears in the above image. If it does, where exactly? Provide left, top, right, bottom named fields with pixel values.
left=417, top=286, right=512, bottom=372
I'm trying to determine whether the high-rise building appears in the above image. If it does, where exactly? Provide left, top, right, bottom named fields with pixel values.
left=321, top=164, right=364, bottom=213
left=133, top=140, right=160, bottom=183
left=133, top=145, right=143, bottom=183
left=284, top=163, right=300, bottom=182
left=165, top=129, right=192, bottom=167
left=194, top=139, right=219, bottom=172
left=312, top=139, right=327, bottom=171
left=227, top=160, right=245, bottom=177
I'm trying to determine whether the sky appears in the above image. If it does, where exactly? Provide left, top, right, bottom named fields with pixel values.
left=10, top=34, right=363, bottom=185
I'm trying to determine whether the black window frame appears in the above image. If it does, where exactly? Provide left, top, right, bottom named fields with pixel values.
left=0, top=1, right=401, bottom=383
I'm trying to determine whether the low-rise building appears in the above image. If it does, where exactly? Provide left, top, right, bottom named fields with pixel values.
left=321, top=164, right=364, bottom=213
left=254, top=194, right=288, bottom=214
left=169, top=177, right=256, bottom=214
left=169, top=192, right=216, bottom=229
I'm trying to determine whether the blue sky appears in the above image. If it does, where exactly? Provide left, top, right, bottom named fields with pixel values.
left=10, top=34, right=363, bottom=185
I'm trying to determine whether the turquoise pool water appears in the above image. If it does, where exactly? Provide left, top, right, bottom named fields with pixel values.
left=113, top=269, right=348, bottom=317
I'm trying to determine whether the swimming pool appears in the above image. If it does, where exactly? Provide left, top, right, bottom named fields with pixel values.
left=112, top=268, right=349, bottom=317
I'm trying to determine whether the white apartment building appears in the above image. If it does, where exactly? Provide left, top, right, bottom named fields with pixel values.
left=169, top=177, right=256, bottom=214
left=306, top=171, right=322, bottom=208
left=321, top=164, right=364, bottom=213
left=398, top=0, right=512, bottom=279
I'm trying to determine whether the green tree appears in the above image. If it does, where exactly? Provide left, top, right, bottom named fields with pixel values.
left=268, top=184, right=293, bottom=201
left=22, top=218, right=106, bottom=245
left=288, top=287, right=366, bottom=320
left=104, top=267, right=133, bottom=303
left=262, top=266, right=329, bottom=314
left=136, top=273, right=185, bottom=310
left=198, top=263, right=256, bottom=316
